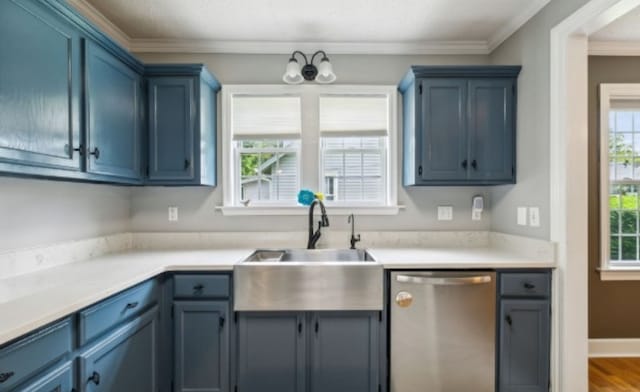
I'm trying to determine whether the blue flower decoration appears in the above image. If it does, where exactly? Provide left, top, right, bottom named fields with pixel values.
left=297, top=189, right=316, bottom=206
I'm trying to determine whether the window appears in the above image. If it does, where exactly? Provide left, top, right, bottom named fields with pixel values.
left=222, top=85, right=397, bottom=214
left=600, top=84, right=640, bottom=272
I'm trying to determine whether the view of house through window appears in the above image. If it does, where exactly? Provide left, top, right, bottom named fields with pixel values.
left=237, top=140, right=300, bottom=203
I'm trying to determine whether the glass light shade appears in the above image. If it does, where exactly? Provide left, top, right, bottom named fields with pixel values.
left=283, top=59, right=304, bottom=84
left=315, top=59, right=336, bottom=84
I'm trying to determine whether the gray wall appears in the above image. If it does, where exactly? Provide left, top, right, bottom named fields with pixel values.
left=0, top=177, right=131, bottom=252
left=131, top=53, right=493, bottom=233
left=588, top=56, right=640, bottom=339
left=489, top=0, right=591, bottom=240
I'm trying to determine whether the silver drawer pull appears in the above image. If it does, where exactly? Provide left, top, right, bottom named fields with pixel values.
left=395, top=274, right=492, bottom=285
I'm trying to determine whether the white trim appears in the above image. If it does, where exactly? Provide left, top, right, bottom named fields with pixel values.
left=65, top=0, right=131, bottom=49
left=599, top=267, right=640, bottom=280
left=599, top=83, right=640, bottom=271
left=216, top=205, right=403, bottom=216
left=550, top=1, right=640, bottom=390
left=129, top=39, right=491, bottom=55
left=589, top=338, right=640, bottom=357
left=222, top=85, right=398, bottom=211
left=590, top=40, right=640, bottom=55
left=487, top=0, right=551, bottom=51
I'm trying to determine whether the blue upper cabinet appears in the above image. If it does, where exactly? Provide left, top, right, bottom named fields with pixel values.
left=85, top=40, right=143, bottom=183
left=0, top=0, right=82, bottom=174
left=399, top=66, right=521, bottom=186
left=146, top=65, right=220, bottom=186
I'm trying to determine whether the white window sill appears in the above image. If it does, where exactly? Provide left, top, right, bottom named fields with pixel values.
left=216, top=205, right=405, bottom=216
left=599, top=266, right=640, bottom=281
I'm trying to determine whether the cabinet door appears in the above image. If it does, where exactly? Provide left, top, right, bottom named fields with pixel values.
left=174, top=301, right=229, bottom=392
left=85, top=41, right=141, bottom=181
left=418, top=79, right=468, bottom=182
left=468, top=79, right=515, bottom=183
left=499, top=300, right=550, bottom=392
left=80, top=308, right=158, bottom=392
left=147, top=77, right=196, bottom=182
left=20, top=362, right=74, bottom=392
left=237, top=312, right=305, bottom=392
left=310, top=312, right=379, bottom=392
left=0, top=0, right=81, bottom=171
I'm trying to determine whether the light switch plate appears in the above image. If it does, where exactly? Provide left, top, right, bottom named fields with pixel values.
left=438, top=206, right=453, bottom=221
left=517, top=207, right=527, bottom=226
left=529, top=207, right=540, bottom=227
left=168, top=206, right=179, bottom=222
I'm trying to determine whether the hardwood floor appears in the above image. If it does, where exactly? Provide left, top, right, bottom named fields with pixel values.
left=590, top=358, right=640, bottom=391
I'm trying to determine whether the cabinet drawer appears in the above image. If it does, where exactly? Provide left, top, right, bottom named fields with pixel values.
left=500, top=273, right=550, bottom=298
left=79, top=279, right=159, bottom=345
left=174, top=274, right=230, bottom=299
left=0, top=319, right=72, bottom=391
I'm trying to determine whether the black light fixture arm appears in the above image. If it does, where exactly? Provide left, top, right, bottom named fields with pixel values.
left=289, top=50, right=309, bottom=64
left=310, top=50, right=329, bottom=64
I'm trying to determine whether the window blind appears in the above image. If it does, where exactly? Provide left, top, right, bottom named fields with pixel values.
left=319, top=95, right=388, bottom=137
left=232, top=95, right=302, bottom=140
left=611, top=99, right=640, bottom=110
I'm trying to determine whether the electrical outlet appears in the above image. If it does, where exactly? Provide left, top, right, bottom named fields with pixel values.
left=529, top=207, right=540, bottom=227
left=168, top=206, right=179, bottom=222
left=517, top=207, right=527, bottom=226
left=437, top=206, right=453, bottom=221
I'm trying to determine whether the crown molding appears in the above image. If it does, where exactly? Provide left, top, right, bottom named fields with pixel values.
left=128, top=39, right=491, bottom=55
left=65, top=0, right=547, bottom=56
left=65, top=0, right=131, bottom=50
left=589, top=40, right=640, bottom=55
left=487, top=0, right=551, bottom=52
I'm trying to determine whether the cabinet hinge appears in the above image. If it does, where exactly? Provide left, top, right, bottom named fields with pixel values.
left=418, top=83, right=423, bottom=94
left=234, top=311, right=238, bottom=323
left=418, top=166, right=423, bottom=176
left=146, top=165, right=150, bottom=177
left=379, top=311, right=383, bottom=322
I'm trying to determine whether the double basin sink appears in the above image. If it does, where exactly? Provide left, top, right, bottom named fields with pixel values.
left=234, top=249, right=383, bottom=311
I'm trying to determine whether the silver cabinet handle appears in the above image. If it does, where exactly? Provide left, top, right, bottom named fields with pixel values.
left=395, top=274, right=492, bottom=285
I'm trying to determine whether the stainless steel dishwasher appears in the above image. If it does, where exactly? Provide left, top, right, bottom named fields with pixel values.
left=390, top=271, right=496, bottom=392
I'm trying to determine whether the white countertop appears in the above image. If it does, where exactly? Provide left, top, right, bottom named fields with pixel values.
left=0, top=246, right=554, bottom=346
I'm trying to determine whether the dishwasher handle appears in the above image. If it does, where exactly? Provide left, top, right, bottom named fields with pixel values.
left=395, top=274, right=492, bottom=285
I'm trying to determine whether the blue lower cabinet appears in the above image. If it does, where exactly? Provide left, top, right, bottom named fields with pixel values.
left=18, top=361, right=74, bottom=392
left=498, top=299, right=550, bottom=392
left=237, top=311, right=381, bottom=392
left=0, top=319, right=72, bottom=392
left=237, top=312, right=306, bottom=392
left=174, top=301, right=229, bottom=392
left=79, top=306, right=159, bottom=392
left=310, top=312, right=380, bottom=392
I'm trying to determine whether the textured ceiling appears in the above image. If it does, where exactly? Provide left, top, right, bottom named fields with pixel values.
left=591, top=5, right=640, bottom=42
left=80, top=0, right=548, bottom=44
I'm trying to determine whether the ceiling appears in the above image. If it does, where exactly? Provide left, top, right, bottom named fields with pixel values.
left=68, top=0, right=551, bottom=54
left=589, top=5, right=640, bottom=55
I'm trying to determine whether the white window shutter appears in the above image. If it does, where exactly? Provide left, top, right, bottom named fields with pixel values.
left=232, top=95, right=302, bottom=140
left=319, top=95, right=388, bottom=137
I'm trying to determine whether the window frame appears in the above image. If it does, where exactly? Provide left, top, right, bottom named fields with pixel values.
left=221, top=84, right=399, bottom=215
left=599, top=83, right=640, bottom=279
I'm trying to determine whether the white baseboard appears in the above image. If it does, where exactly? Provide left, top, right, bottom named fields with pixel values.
left=589, top=339, right=640, bottom=357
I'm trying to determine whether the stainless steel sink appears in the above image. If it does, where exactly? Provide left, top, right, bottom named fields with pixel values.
left=243, top=248, right=375, bottom=263
left=234, top=249, right=382, bottom=311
